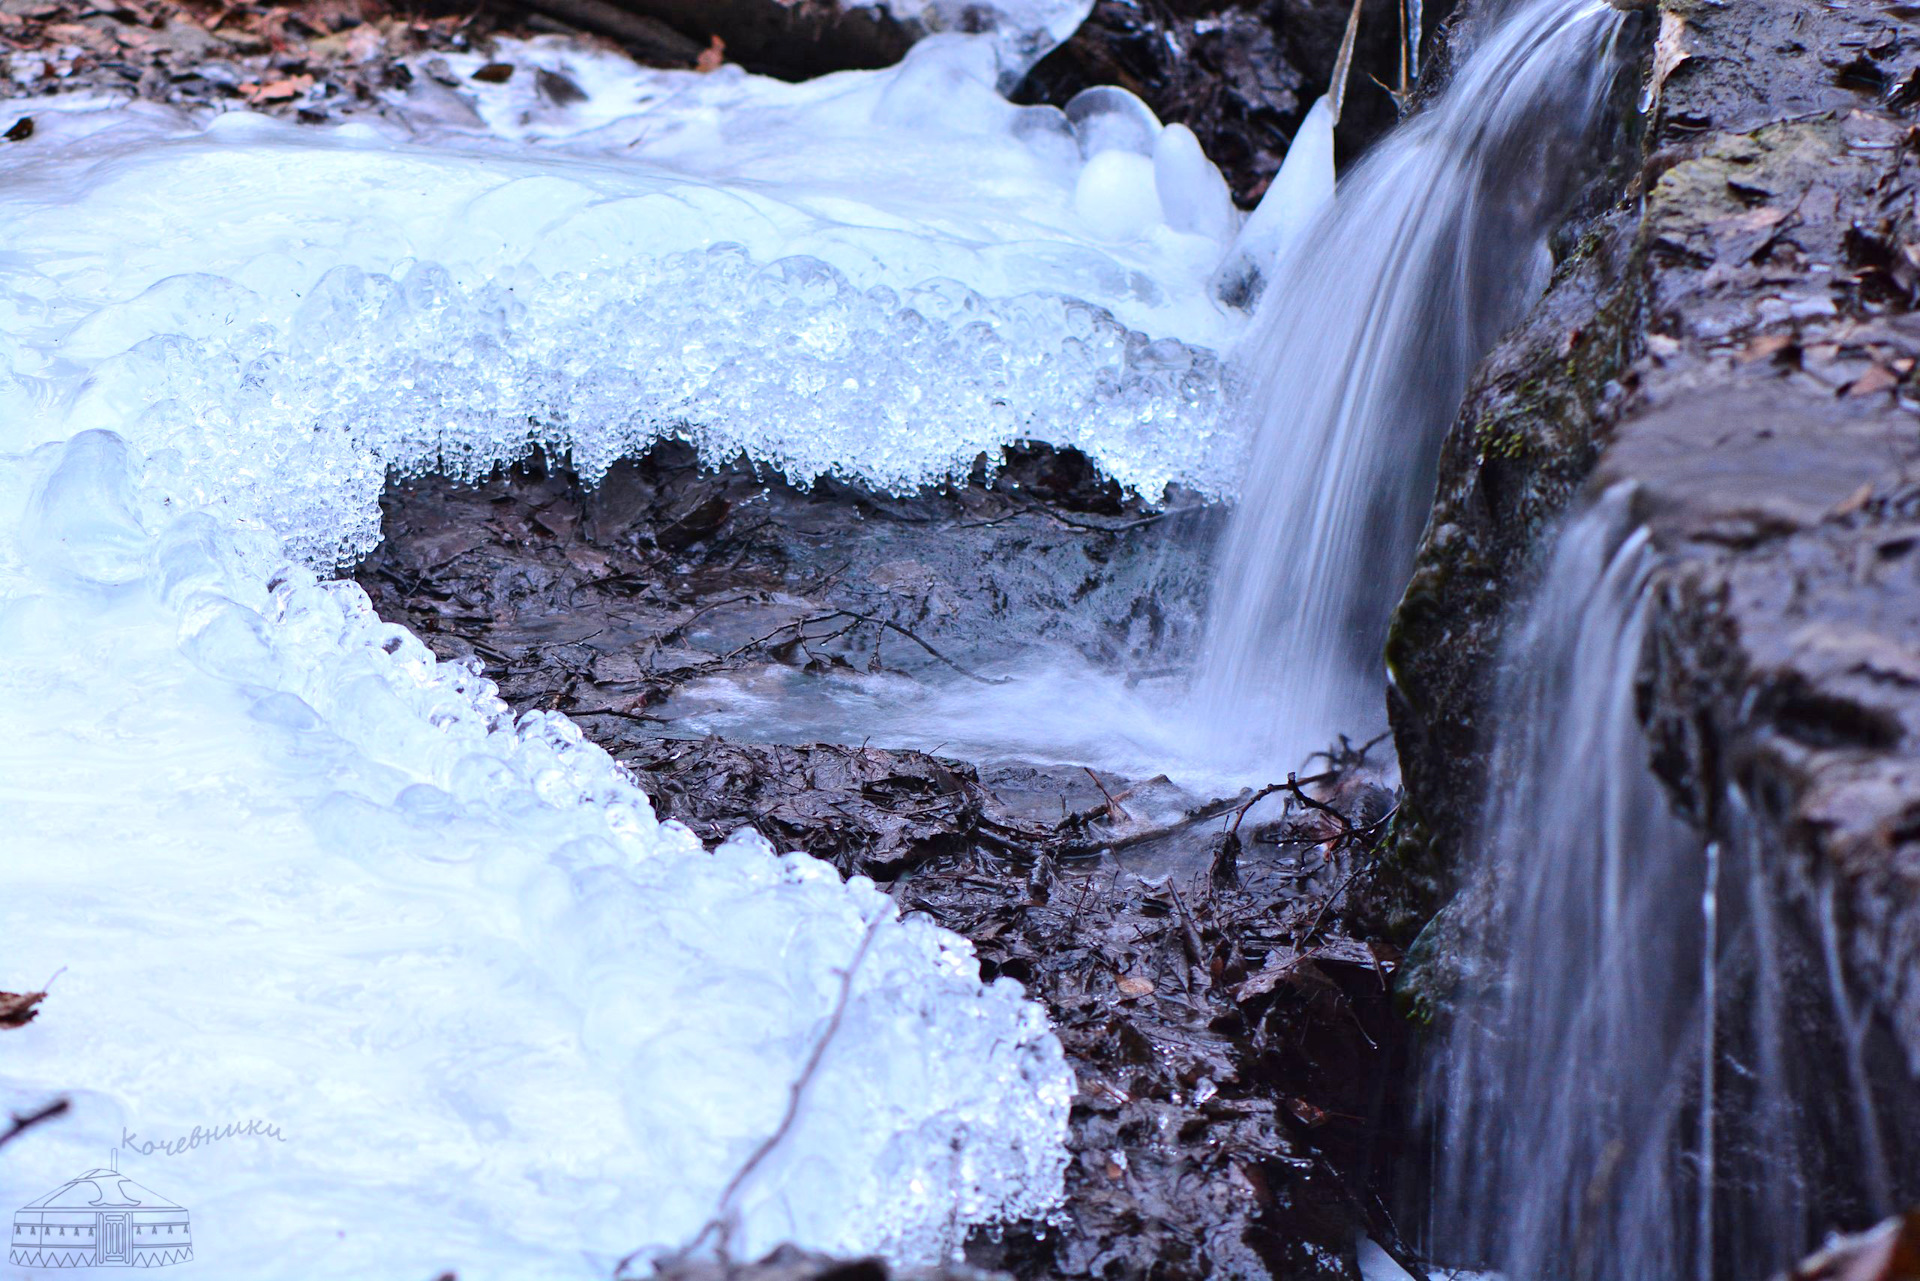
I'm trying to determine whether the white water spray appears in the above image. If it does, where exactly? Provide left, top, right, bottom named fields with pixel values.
left=1428, top=488, right=1918, bottom=1280
left=1194, top=0, right=1627, bottom=764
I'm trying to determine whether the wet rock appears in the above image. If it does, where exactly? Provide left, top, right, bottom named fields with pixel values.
left=539, top=0, right=914, bottom=78
left=1387, top=0, right=1920, bottom=1202
left=1013, top=0, right=1457, bottom=207
left=355, top=442, right=1220, bottom=733
left=358, top=444, right=1420, bottom=1278
left=649, top=1244, right=998, bottom=1281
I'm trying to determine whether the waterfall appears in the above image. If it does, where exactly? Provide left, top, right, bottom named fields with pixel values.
left=1427, top=488, right=1920, bottom=1281
left=1194, top=0, right=1627, bottom=762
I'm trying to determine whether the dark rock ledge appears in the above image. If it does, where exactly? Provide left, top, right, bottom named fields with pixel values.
left=1387, top=0, right=1920, bottom=1171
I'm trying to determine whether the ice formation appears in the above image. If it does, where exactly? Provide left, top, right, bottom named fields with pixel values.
left=0, top=430, right=1069, bottom=1278
left=866, top=0, right=1094, bottom=83
left=0, top=25, right=1341, bottom=1274
left=1211, top=95, right=1336, bottom=306
left=0, top=36, right=1259, bottom=569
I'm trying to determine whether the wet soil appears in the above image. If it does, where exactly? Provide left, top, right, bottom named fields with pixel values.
left=355, top=445, right=1423, bottom=1280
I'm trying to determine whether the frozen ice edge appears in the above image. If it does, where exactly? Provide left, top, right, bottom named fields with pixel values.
left=1, top=424, right=1074, bottom=1278
left=0, top=30, right=1329, bottom=1277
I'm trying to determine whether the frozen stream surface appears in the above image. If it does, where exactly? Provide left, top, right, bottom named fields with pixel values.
left=0, top=25, right=1332, bottom=1281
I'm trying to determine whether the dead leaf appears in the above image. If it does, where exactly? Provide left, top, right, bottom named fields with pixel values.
left=1649, top=10, right=1691, bottom=107
left=1711, top=206, right=1787, bottom=238
left=1735, top=333, right=1793, bottom=364
left=1284, top=1097, right=1329, bottom=1127
left=471, top=61, right=512, bottom=83
left=1233, top=949, right=1301, bottom=1001
left=0, top=989, right=47, bottom=1029
left=241, top=73, right=314, bottom=103
left=695, top=34, right=724, bottom=74
left=1846, top=364, right=1901, bottom=397
left=1833, top=482, right=1875, bottom=517
left=1116, top=975, right=1155, bottom=998
left=1789, top=1210, right=1920, bottom=1281
left=43, top=20, right=117, bottom=53
left=3, top=116, right=32, bottom=142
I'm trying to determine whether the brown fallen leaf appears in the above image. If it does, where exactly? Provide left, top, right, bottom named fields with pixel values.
left=241, top=73, right=314, bottom=104
left=1735, top=333, right=1794, bottom=364
left=44, top=19, right=120, bottom=53
left=1833, top=482, right=1874, bottom=518
left=1116, top=974, right=1155, bottom=998
left=1712, top=206, right=1788, bottom=238
left=4, top=116, right=32, bottom=142
left=695, top=34, right=725, bottom=74
left=1784, top=1209, right=1920, bottom=1281
left=1648, top=10, right=1691, bottom=108
left=0, top=989, right=47, bottom=1029
left=1284, top=1097, right=1329, bottom=1128
left=471, top=61, right=513, bottom=83
left=1846, top=363, right=1901, bottom=397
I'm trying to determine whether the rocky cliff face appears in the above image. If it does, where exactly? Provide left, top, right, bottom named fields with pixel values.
left=1388, top=0, right=1920, bottom=1079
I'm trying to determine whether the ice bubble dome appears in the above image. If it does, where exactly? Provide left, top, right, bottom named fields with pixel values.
left=0, top=24, right=1314, bottom=1278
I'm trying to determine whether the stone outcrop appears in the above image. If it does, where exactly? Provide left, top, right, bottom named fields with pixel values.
left=1388, top=0, right=1920, bottom=1083
left=1015, top=0, right=1457, bottom=206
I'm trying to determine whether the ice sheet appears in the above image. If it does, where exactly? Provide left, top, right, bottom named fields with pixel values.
left=0, top=428, right=1071, bottom=1278
left=0, top=30, right=1333, bottom=1274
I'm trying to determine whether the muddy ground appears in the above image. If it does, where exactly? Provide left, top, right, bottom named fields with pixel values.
left=355, top=446, right=1422, bottom=1281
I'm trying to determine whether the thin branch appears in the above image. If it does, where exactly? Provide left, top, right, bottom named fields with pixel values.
left=829, top=611, right=1011, bottom=686
left=0, top=1098, right=70, bottom=1154
left=1081, top=767, right=1127, bottom=823
left=618, top=914, right=887, bottom=1278
left=1328, top=0, right=1367, bottom=125
left=1286, top=773, right=1352, bottom=839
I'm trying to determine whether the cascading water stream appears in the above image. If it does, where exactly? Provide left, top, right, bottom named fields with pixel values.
left=1426, top=488, right=1919, bottom=1281
left=1194, top=0, right=1627, bottom=762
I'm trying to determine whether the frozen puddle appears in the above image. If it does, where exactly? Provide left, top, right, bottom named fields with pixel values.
left=0, top=26, right=1330, bottom=1278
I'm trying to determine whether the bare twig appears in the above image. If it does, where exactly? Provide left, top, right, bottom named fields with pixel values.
left=1286, top=771, right=1355, bottom=841
left=569, top=706, right=667, bottom=724
left=1229, top=782, right=1290, bottom=837
left=1328, top=0, right=1368, bottom=125
left=1304, top=729, right=1392, bottom=773
left=0, top=1098, right=70, bottom=1154
left=1082, top=768, right=1127, bottom=823
left=728, top=609, right=1010, bottom=687
left=828, top=611, right=1010, bottom=686
left=618, top=914, right=887, bottom=1277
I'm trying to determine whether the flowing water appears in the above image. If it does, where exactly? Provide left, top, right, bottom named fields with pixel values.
left=1427, top=489, right=1920, bottom=1280
left=1194, top=0, right=1628, bottom=762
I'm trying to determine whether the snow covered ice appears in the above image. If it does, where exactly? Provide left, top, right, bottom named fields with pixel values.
left=0, top=24, right=1336, bottom=1278
left=0, top=427, right=1071, bottom=1276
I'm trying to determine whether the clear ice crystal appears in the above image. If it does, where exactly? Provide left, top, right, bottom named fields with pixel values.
left=54, top=248, right=1230, bottom=571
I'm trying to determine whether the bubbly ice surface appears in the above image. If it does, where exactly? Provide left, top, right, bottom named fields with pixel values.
left=1, top=36, right=1250, bottom=568
left=0, top=29, right=1326, bottom=1275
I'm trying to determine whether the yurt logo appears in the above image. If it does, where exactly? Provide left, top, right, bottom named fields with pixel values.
left=9, top=1150, right=192, bottom=1268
